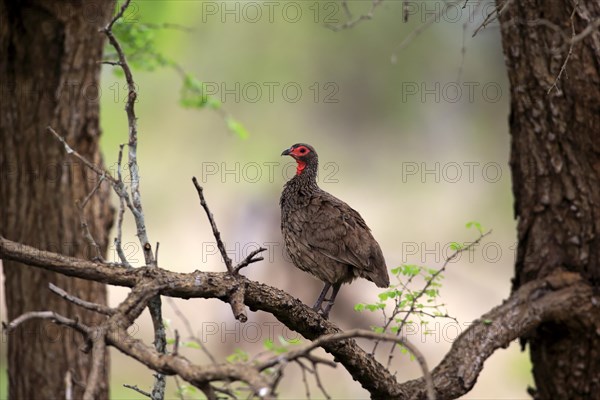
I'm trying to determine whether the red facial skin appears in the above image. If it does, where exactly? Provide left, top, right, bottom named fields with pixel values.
left=287, top=145, right=310, bottom=175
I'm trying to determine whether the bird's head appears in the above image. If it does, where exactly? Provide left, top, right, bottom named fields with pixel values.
left=281, top=143, right=318, bottom=176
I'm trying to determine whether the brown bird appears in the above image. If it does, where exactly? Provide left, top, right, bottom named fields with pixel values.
left=280, top=143, right=390, bottom=317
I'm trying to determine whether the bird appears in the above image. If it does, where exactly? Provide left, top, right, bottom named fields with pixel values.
left=279, top=143, right=390, bottom=318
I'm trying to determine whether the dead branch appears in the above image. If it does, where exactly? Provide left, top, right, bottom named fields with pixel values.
left=192, top=177, right=234, bottom=273
left=49, top=283, right=115, bottom=315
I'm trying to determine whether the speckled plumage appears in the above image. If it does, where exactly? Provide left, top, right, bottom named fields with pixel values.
left=280, top=143, right=389, bottom=315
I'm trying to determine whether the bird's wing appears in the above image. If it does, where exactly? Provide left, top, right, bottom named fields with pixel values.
left=303, top=193, right=387, bottom=285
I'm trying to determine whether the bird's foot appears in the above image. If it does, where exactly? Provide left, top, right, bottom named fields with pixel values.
left=312, top=300, right=334, bottom=319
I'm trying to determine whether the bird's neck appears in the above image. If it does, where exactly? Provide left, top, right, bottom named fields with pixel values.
left=286, top=161, right=319, bottom=193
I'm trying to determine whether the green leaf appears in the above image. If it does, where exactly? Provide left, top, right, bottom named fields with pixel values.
left=466, top=221, right=483, bottom=234
left=391, top=266, right=402, bottom=275
left=482, top=319, right=493, bottom=325
left=366, top=304, right=379, bottom=312
left=378, top=292, right=389, bottom=301
left=226, top=348, right=249, bottom=363
left=226, top=116, right=250, bottom=139
left=354, top=303, right=366, bottom=312
left=263, top=339, right=274, bottom=351
left=371, top=326, right=384, bottom=334
left=182, top=341, right=201, bottom=350
left=402, top=264, right=421, bottom=277
left=449, top=242, right=462, bottom=251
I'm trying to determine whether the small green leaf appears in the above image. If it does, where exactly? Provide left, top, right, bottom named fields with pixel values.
left=402, top=264, right=421, bottom=277
left=226, top=348, right=249, bottom=363
left=391, top=266, right=402, bottom=275
left=482, top=319, right=493, bottom=325
left=466, top=221, right=483, bottom=234
left=371, top=326, right=384, bottom=334
left=182, top=341, right=201, bottom=350
left=226, top=116, right=250, bottom=139
left=449, top=242, right=462, bottom=251
left=366, top=304, right=379, bottom=312
left=354, top=303, right=366, bottom=312
left=263, top=339, right=274, bottom=351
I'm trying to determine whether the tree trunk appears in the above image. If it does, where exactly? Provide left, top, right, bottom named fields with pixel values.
left=1, top=1, right=115, bottom=398
left=499, top=1, right=600, bottom=399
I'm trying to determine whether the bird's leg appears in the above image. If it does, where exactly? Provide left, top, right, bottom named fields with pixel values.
left=321, top=283, right=342, bottom=319
left=313, top=282, right=331, bottom=312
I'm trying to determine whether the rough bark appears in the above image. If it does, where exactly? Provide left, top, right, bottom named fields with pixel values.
left=2, top=236, right=599, bottom=400
left=0, top=1, right=115, bottom=398
left=499, top=1, right=600, bottom=398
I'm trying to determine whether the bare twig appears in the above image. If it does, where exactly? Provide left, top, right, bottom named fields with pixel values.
left=165, top=297, right=218, bottom=364
left=148, top=296, right=167, bottom=400
left=49, top=283, right=115, bottom=315
left=192, top=177, right=234, bottom=273
left=473, top=0, right=514, bottom=37
left=173, top=329, right=180, bottom=356
left=548, top=2, right=579, bottom=94
left=102, top=0, right=155, bottom=267
left=64, top=370, right=73, bottom=400
left=233, top=247, right=267, bottom=274
left=173, top=376, right=186, bottom=400
left=76, top=200, right=104, bottom=262
left=102, top=2, right=164, bottom=398
left=229, top=283, right=248, bottom=323
left=258, top=329, right=434, bottom=400
left=114, top=144, right=131, bottom=267
left=82, top=328, right=107, bottom=400
left=47, top=127, right=117, bottom=184
left=312, top=362, right=331, bottom=400
left=3, top=311, right=89, bottom=334
left=326, top=0, right=383, bottom=31
left=123, top=384, right=152, bottom=398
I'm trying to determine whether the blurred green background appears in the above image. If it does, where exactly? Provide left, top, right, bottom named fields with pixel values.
left=1, top=1, right=533, bottom=398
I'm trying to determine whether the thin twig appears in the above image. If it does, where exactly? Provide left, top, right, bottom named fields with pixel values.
left=49, top=283, right=115, bottom=315
left=76, top=200, right=104, bottom=262
left=102, top=0, right=155, bottom=267
left=312, top=362, right=331, bottom=400
left=548, top=2, right=579, bottom=94
left=387, top=230, right=492, bottom=368
left=173, top=329, right=180, bottom=356
left=173, top=376, right=186, bottom=400
left=114, top=144, right=131, bottom=267
left=326, top=0, right=383, bottom=31
left=47, top=127, right=117, bottom=184
left=165, top=297, right=218, bottom=364
left=258, top=329, right=435, bottom=400
left=64, top=371, right=73, bottom=400
left=3, top=311, right=89, bottom=335
left=102, top=2, right=164, bottom=398
left=82, top=328, right=107, bottom=400
left=473, top=0, right=514, bottom=37
left=233, top=247, right=266, bottom=274
left=81, top=174, right=106, bottom=209
left=192, top=177, right=233, bottom=273
left=123, top=384, right=152, bottom=398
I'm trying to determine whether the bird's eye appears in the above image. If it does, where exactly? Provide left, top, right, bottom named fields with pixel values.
left=299, top=147, right=307, bottom=154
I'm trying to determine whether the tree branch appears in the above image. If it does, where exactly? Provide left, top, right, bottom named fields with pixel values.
left=2, top=236, right=598, bottom=398
left=192, top=177, right=234, bottom=273
left=49, top=283, right=115, bottom=315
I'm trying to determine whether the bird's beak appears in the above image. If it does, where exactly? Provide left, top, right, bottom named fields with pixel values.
left=281, top=148, right=292, bottom=156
